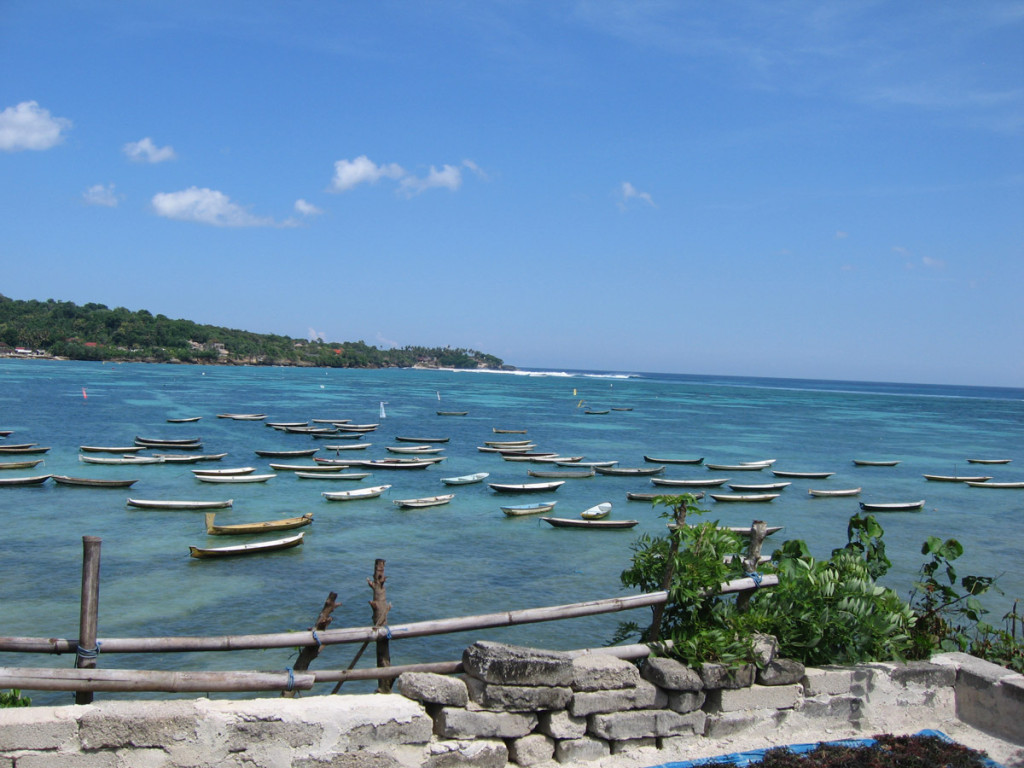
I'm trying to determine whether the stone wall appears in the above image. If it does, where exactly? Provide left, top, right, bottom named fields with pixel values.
left=0, top=645, right=1020, bottom=768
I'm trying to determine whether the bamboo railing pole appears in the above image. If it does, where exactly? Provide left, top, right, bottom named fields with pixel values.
left=75, top=536, right=102, bottom=705
left=0, top=667, right=314, bottom=693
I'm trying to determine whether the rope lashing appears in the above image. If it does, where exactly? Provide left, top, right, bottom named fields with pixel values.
left=745, top=571, right=764, bottom=587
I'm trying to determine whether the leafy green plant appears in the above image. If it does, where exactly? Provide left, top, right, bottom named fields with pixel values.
left=0, top=689, right=30, bottom=707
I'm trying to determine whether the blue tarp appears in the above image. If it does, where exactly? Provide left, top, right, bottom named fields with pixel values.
left=647, top=729, right=1005, bottom=768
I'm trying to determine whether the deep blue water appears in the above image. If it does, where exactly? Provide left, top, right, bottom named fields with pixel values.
left=1, top=359, right=1021, bottom=702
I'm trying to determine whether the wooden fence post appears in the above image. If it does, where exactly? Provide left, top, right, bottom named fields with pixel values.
left=648, top=497, right=687, bottom=643
left=369, top=559, right=391, bottom=692
left=736, top=520, right=768, bottom=612
left=282, top=591, right=339, bottom=698
left=75, top=536, right=102, bottom=705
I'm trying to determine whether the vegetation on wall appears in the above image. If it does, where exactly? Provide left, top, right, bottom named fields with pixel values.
left=0, top=296, right=505, bottom=370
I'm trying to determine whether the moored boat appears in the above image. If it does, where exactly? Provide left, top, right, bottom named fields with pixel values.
left=489, top=481, right=565, bottom=493
left=627, top=491, right=704, bottom=502
left=354, top=459, right=440, bottom=470
left=643, top=456, right=704, bottom=465
left=441, top=472, right=490, bottom=485
left=134, top=436, right=202, bottom=447
left=127, top=498, right=233, bottom=510
left=0, top=445, right=50, bottom=454
left=195, top=473, right=276, bottom=484
left=541, top=516, right=638, bottom=529
left=580, top=501, right=612, bottom=519
left=965, top=481, right=1024, bottom=488
left=728, top=482, right=791, bottom=492
left=295, top=471, right=371, bottom=480
left=528, top=468, right=595, bottom=479
left=923, top=474, right=992, bottom=483
left=192, top=466, right=256, bottom=476
left=52, top=475, right=138, bottom=488
left=395, top=436, right=450, bottom=443
left=321, top=485, right=391, bottom=501
left=167, top=416, right=202, bottom=423
left=852, top=460, right=901, bottom=467
left=0, top=459, right=44, bottom=470
left=151, top=453, right=228, bottom=463
left=80, top=455, right=164, bottom=465
left=859, top=500, right=926, bottom=512
left=651, top=477, right=729, bottom=488
left=501, top=501, right=557, bottom=517
left=437, top=411, right=468, bottom=416
left=0, top=474, right=51, bottom=486
left=189, top=532, right=304, bottom=558
left=709, top=493, right=780, bottom=503
left=205, top=512, right=313, bottom=535
left=254, top=448, right=319, bottom=458
left=80, top=445, right=147, bottom=453
left=386, top=445, right=445, bottom=454
left=966, top=458, right=1012, bottom=465
left=324, top=443, right=372, bottom=451
left=705, top=463, right=766, bottom=471
left=771, top=470, right=835, bottom=479
left=393, top=494, right=455, bottom=509
left=808, top=487, right=862, bottom=497
left=216, top=413, right=266, bottom=420
left=594, top=465, right=664, bottom=476
left=493, top=428, right=527, bottom=434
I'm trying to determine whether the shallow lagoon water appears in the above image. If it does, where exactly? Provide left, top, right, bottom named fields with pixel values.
left=1, top=359, right=1021, bottom=702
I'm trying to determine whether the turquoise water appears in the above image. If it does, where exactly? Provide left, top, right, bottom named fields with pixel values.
left=1, top=359, right=1021, bottom=702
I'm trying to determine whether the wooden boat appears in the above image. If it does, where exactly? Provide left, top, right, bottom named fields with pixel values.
left=284, top=426, right=337, bottom=435
left=441, top=472, right=490, bottom=485
left=627, top=491, right=704, bottom=502
left=0, top=474, right=51, bottom=486
left=393, top=494, right=455, bottom=509
left=651, top=477, right=729, bottom=488
left=0, top=443, right=37, bottom=450
left=52, top=475, right=137, bottom=488
left=323, top=443, right=372, bottom=451
left=611, top=407, right=633, bottom=412
left=580, top=502, right=612, bottom=519
left=205, top=512, right=313, bottom=535
left=312, top=418, right=350, bottom=424
left=355, top=459, right=441, bottom=470
left=643, top=456, right=704, bottom=465
left=853, top=460, right=901, bottom=467
left=965, top=481, right=1024, bottom=488
left=501, top=501, right=557, bottom=517
left=493, top=428, right=527, bottom=434
left=489, top=481, right=565, bottom=493
left=502, top=453, right=558, bottom=462
left=808, top=487, right=862, bottom=497
left=254, top=448, right=318, bottom=458
left=741, top=459, right=777, bottom=467
left=128, top=498, right=233, bottom=510
left=728, top=482, right=791, bottom=492
left=313, top=457, right=361, bottom=467
left=923, top=474, right=992, bottom=483
left=771, top=470, right=835, bottom=479
left=189, top=532, right=304, bottom=559
left=322, top=485, right=391, bottom=501
left=560, top=459, right=618, bottom=468
left=0, top=459, right=44, bottom=470
left=151, top=453, right=228, bottom=464
left=667, top=523, right=783, bottom=536
left=192, top=466, right=256, bottom=476
left=195, top=473, right=276, bottom=484
left=436, top=411, right=468, bottom=416
left=134, top=436, right=202, bottom=447
left=295, top=471, right=371, bottom=480
left=709, top=493, right=780, bottom=503
left=80, top=445, right=146, bottom=453
left=528, top=469, right=595, bottom=479
left=216, top=413, right=266, bottom=420
left=594, top=465, right=664, bottom=476
left=583, top=409, right=610, bottom=415
left=0, top=430, right=12, bottom=436
left=80, top=455, right=164, bottom=465
left=335, top=424, right=380, bottom=432
left=386, top=445, right=445, bottom=454
left=267, top=422, right=308, bottom=429
left=966, top=458, right=1012, bottom=465
left=167, top=416, right=202, bottom=423
left=0, top=445, right=50, bottom=454
left=705, top=463, right=766, bottom=472
left=396, top=436, right=450, bottom=443
left=485, top=440, right=534, bottom=447
left=478, top=445, right=533, bottom=453
left=316, top=432, right=365, bottom=440
left=542, top=516, right=638, bottom=529
left=530, top=456, right=583, bottom=464
left=859, top=500, right=926, bottom=512
left=266, top=463, right=339, bottom=472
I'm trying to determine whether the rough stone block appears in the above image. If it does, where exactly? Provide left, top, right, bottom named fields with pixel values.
left=0, top=706, right=79, bottom=751
left=757, top=659, right=805, bottom=686
left=751, top=633, right=779, bottom=666
left=434, top=707, right=537, bottom=739
left=554, top=735, right=610, bottom=763
left=948, top=654, right=1024, bottom=744
left=462, top=641, right=573, bottom=686
left=667, top=690, right=705, bottom=713
left=802, top=666, right=858, bottom=697
left=508, top=733, right=555, bottom=766
left=704, top=708, right=787, bottom=739
left=641, top=657, right=702, bottom=692
left=795, top=695, right=863, bottom=722
left=464, top=675, right=572, bottom=711
left=588, top=709, right=704, bottom=740
left=699, top=663, right=755, bottom=690
left=571, top=653, right=641, bottom=692
left=537, top=710, right=587, bottom=739
left=610, top=737, right=657, bottom=754
left=426, top=739, right=509, bottom=768
left=704, top=683, right=802, bottom=713
left=80, top=700, right=200, bottom=750
left=569, top=679, right=666, bottom=717
left=396, top=672, right=469, bottom=707
left=15, top=755, right=119, bottom=768
left=294, top=753, right=414, bottom=768
left=886, top=661, right=956, bottom=689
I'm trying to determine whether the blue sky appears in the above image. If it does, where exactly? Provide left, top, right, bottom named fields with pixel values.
left=2, top=2, right=1022, bottom=386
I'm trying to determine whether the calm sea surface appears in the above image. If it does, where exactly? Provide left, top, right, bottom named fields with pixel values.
left=1, top=359, right=1021, bottom=702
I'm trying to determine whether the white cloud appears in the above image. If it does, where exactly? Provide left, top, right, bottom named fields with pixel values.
left=399, top=164, right=463, bottom=196
left=83, top=184, right=118, bottom=207
left=331, top=155, right=405, bottom=192
left=922, top=256, right=946, bottom=269
left=151, top=187, right=272, bottom=227
left=0, top=101, right=71, bottom=151
left=123, top=137, right=176, bottom=163
left=620, top=181, right=655, bottom=208
left=294, top=199, right=323, bottom=216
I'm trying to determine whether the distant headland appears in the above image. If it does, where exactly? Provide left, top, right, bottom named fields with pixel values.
left=0, top=295, right=511, bottom=371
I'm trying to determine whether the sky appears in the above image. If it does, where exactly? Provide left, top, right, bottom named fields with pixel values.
left=1, top=2, right=1022, bottom=387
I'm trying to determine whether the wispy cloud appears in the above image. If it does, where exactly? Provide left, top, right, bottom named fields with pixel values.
left=294, top=199, right=323, bottom=216
left=619, top=181, right=655, bottom=209
left=0, top=101, right=71, bottom=151
left=400, top=164, right=463, bottom=196
left=922, top=255, right=946, bottom=269
left=330, top=156, right=485, bottom=197
left=83, top=183, right=118, bottom=207
left=123, top=137, right=176, bottom=163
left=330, top=155, right=405, bottom=192
left=151, top=187, right=274, bottom=227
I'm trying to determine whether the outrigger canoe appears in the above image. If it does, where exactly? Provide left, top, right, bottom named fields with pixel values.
left=542, top=517, right=638, bottom=529
left=321, top=485, right=391, bottom=501
left=0, top=474, right=51, bottom=486
left=52, top=475, right=138, bottom=488
left=808, top=487, right=862, bottom=497
left=393, top=494, right=455, bottom=509
left=595, top=465, right=664, bottom=476
left=204, top=512, right=313, bottom=535
left=0, top=459, right=44, bottom=470
left=189, top=532, right=304, bottom=559
left=651, top=477, right=729, bottom=488
left=859, top=500, right=926, bottom=512
left=489, top=481, right=565, bottom=493
left=128, top=498, right=233, bottom=510
left=196, top=473, right=275, bottom=484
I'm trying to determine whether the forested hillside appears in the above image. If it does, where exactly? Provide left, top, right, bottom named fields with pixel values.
left=0, top=296, right=506, bottom=369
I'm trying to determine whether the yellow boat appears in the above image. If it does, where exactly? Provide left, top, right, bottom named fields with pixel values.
left=204, top=512, right=313, bottom=535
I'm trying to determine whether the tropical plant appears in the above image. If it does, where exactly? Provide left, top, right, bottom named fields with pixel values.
left=0, top=689, right=30, bottom=707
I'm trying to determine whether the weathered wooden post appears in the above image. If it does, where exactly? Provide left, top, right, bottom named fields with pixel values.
left=369, top=559, right=392, bottom=692
left=75, top=536, right=102, bottom=704
left=648, top=497, right=687, bottom=644
left=282, top=591, right=339, bottom=698
left=736, top=520, right=768, bottom=612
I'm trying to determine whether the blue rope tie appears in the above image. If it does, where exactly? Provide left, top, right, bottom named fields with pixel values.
left=76, top=641, right=101, bottom=660
left=745, top=571, right=763, bottom=587
left=311, top=630, right=322, bottom=647
left=384, top=625, right=392, bottom=640
left=285, top=667, right=295, bottom=691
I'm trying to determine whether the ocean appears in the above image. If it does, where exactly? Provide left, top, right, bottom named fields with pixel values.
left=1, top=359, right=1021, bottom=702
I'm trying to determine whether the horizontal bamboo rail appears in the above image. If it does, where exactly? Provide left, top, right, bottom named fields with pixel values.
left=0, top=576, right=776, bottom=656
left=0, top=667, right=315, bottom=693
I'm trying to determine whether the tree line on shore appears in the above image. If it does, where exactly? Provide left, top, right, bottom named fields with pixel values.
left=0, top=296, right=506, bottom=370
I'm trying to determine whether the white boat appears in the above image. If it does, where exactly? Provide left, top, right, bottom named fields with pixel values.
left=965, top=481, right=1024, bottom=489
left=393, top=494, right=455, bottom=509
left=189, top=532, right=303, bottom=558
left=80, top=455, right=164, bottom=465
left=728, top=482, right=791, bottom=492
left=441, top=472, right=490, bottom=485
left=808, top=487, right=862, bottom=497
left=192, top=466, right=256, bottom=476
left=386, top=445, right=445, bottom=454
left=542, top=517, right=638, bottom=529
left=580, top=501, right=612, bottom=520
left=705, top=463, right=766, bottom=471
left=772, top=470, right=835, bottom=479
left=127, top=498, right=233, bottom=510
left=501, top=501, right=557, bottom=517
left=295, top=471, right=371, bottom=480
left=923, top=474, right=992, bottom=483
left=651, top=477, right=730, bottom=488
left=322, top=485, right=391, bottom=501
left=195, top=473, right=276, bottom=484
left=709, top=493, right=780, bottom=503
left=489, top=481, right=565, bottom=493
left=859, top=500, right=926, bottom=512
left=966, top=458, right=1012, bottom=465
left=324, top=443, right=372, bottom=451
